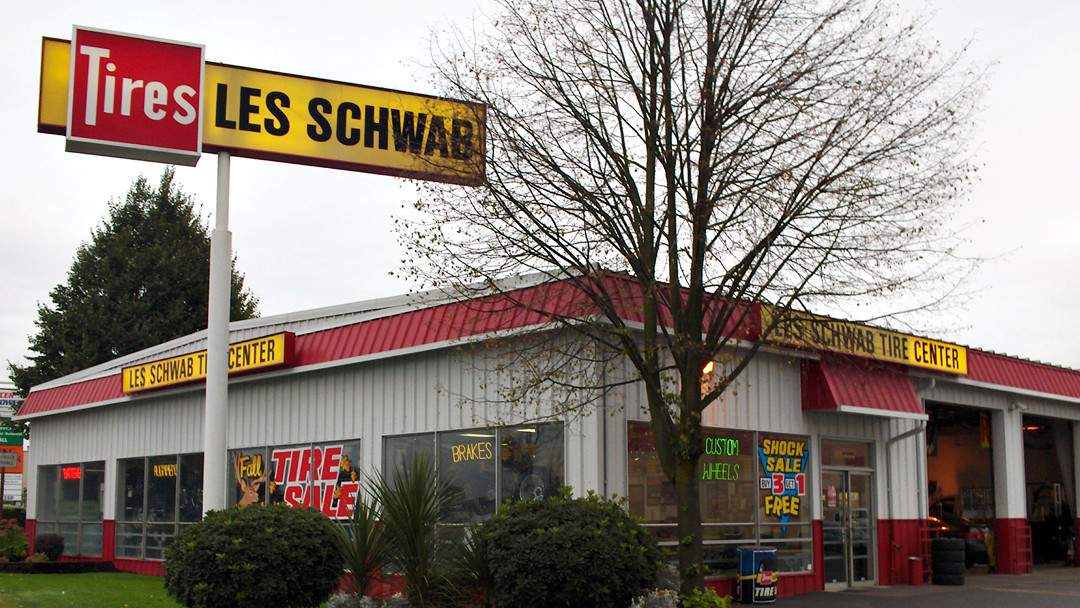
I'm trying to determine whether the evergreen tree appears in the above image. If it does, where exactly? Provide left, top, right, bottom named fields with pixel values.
left=8, top=168, right=259, bottom=396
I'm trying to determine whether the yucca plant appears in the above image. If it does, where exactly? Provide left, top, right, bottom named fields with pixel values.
left=450, top=523, right=495, bottom=608
left=374, top=453, right=460, bottom=608
left=330, top=490, right=388, bottom=597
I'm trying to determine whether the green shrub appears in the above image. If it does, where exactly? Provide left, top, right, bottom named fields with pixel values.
left=27, top=551, right=49, bottom=563
left=2, top=506, right=26, bottom=528
left=33, top=533, right=63, bottom=561
left=476, top=489, right=663, bottom=608
left=164, top=504, right=343, bottom=608
left=0, top=519, right=28, bottom=561
left=679, top=588, right=730, bottom=608
left=450, top=523, right=496, bottom=608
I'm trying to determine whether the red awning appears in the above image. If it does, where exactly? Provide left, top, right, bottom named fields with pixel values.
left=802, top=358, right=925, bottom=420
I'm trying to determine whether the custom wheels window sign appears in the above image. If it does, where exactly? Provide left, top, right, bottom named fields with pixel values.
left=65, top=27, right=204, bottom=165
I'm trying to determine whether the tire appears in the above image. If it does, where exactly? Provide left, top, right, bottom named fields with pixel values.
left=934, top=561, right=965, bottom=575
left=932, top=549, right=966, bottom=563
left=932, top=572, right=965, bottom=586
left=931, top=538, right=965, bottom=552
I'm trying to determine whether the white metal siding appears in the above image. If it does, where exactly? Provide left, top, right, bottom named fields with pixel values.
left=26, top=393, right=204, bottom=520
left=30, top=329, right=1080, bottom=531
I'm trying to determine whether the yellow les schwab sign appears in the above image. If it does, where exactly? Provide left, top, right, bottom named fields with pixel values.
left=38, top=38, right=485, bottom=186
left=122, top=332, right=294, bottom=393
left=761, top=306, right=967, bottom=375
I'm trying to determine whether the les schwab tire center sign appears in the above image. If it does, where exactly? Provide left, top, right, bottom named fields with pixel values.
left=39, top=26, right=486, bottom=186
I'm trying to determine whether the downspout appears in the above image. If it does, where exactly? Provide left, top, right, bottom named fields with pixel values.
left=601, top=360, right=608, bottom=496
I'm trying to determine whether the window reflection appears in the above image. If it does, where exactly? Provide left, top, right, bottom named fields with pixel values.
left=34, top=461, right=105, bottom=557
left=382, top=423, right=566, bottom=523
left=440, top=430, right=497, bottom=523
left=500, top=424, right=565, bottom=503
left=115, top=454, right=202, bottom=560
left=627, top=422, right=814, bottom=574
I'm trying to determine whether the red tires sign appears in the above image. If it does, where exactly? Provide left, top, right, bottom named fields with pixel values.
left=66, top=26, right=204, bottom=165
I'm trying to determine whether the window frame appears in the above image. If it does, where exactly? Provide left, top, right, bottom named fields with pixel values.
left=34, top=461, right=106, bottom=557
left=626, top=421, right=814, bottom=576
left=114, top=453, right=203, bottom=561
left=381, top=421, right=567, bottom=525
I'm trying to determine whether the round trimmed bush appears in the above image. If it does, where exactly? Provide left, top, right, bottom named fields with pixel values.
left=33, top=533, right=64, bottom=562
left=164, top=504, right=343, bottom=608
left=476, top=489, right=663, bottom=608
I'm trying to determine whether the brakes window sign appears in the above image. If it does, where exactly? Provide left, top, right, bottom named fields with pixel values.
left=66, top=26, right=204, bottom=165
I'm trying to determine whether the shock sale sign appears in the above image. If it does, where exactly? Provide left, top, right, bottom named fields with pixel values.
left=758, top=436, right=808, bottom=527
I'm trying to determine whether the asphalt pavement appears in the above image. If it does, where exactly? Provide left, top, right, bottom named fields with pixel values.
left=771, top=565, right=1080, bottom=608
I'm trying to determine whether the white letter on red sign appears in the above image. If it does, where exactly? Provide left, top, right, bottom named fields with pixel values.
left=144, top=81, right=168, bottom=120
left=173, top=85, right=198, bottom=125
left=79, top=45, right=110, bottom=126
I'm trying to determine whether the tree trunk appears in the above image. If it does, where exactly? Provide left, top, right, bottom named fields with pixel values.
left=675, top=452, right=705, bottom=595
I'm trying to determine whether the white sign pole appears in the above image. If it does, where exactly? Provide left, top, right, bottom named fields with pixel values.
left=203, top=151, right=232, bottom=514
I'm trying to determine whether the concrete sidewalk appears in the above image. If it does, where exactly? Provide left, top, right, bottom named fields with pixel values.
left=770, top=565, right=1080, bottom=608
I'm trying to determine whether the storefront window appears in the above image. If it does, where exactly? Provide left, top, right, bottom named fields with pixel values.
left=820, top=439, right=871, bottom=468
left=383, top=433, right=435, bottom=477
left=628, top=424, right=756, bottom=524
left=115, top=454, right=203, bottom=560
left=628, top=422, right=813, bottom=575
left=34, top=462, right=105, bottom=556
left=178, top=454, right=203, bottom=523
left=36, top=467, right=58, bottom=522
left=441, top=429, right=498, bottom=523
left=383, top=423, right=566, bottom=524
left=147, top=456, right=178, bottom=523
left=229, top=440, right=362, bottom=520
left=500, top=424, right=565, bottom=503
left=120, top=458, right=145, bottom=522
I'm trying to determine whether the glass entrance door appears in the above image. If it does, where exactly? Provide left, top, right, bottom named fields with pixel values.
left=822, top=470, right=875, bottom=587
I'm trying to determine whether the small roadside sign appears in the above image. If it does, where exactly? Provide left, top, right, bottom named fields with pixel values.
left=0, top=452, right=17, bottom=469
left=0, top=425, right=22, bottom=446
left=0, top=446, right=23, bottom=474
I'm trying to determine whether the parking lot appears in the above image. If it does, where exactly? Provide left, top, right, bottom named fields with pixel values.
left=773, top=565, right=1080, bottom=608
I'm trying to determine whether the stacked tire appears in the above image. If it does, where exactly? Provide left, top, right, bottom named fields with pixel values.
left=931, top=538, right=966, bottom=585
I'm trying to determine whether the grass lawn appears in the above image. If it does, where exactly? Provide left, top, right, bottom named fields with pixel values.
left=0, top=572, right=181, bottom=608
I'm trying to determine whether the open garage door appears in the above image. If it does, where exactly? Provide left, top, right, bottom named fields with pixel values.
left=1023, top=415, right=1076, bottom=564
left=925, top=403, right=994, bottom=568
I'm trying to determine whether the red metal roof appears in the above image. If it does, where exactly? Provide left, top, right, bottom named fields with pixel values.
left=17, top=274, right=1080, bottom=418
left=18, top=278, right=606, bottom=417
left=966, top=349, right=1080, bottom=400
left=802, top=358, right=924, bottom=417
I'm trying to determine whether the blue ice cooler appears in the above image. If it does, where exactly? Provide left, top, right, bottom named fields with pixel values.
left=736, top=545, right=778, bottom=604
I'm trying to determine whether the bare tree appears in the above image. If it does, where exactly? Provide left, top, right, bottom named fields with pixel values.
left=401, top=0, right=982, bottom=593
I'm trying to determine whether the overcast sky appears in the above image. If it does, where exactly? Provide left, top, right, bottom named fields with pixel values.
left=2, top=0, right=1078, bottom=379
